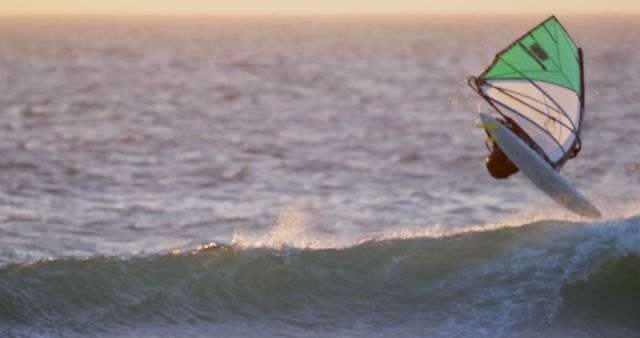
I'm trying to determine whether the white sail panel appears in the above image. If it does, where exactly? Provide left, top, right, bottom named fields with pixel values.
left=480, top=79, right=580, bottom=163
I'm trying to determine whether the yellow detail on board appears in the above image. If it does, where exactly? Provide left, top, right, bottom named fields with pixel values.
left=475, top=122, right=499, bottom=130
left=486, top=135, right=497, bottom=142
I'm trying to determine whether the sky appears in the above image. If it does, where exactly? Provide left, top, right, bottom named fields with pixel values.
left=2, top=0, right=639, bottom=16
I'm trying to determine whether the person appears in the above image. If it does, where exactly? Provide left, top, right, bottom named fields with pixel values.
left=485, top=141, right=519, bottom=179
left=485, top=117, right=537, bottom=179
left=485, top=117, right=581, bottom=179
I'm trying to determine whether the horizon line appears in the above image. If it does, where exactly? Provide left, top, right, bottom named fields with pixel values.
left=1, top=12, right=639, bottom=17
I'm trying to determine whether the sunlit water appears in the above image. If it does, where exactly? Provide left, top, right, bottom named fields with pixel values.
left=1, top=15, right=639, bottom=337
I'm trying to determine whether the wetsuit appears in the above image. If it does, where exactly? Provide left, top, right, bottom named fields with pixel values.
left=486, top=143, right=519, bottom=179
left=485, top=118, right=537, bottom=180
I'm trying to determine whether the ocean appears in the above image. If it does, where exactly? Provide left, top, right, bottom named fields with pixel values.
left=0, top=15, right=639, bottom=337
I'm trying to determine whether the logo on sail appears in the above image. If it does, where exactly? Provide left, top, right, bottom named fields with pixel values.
left=529, top=43, right=548, bottom=61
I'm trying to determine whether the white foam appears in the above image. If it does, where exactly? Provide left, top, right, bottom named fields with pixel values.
left=229, top=204, right=595, bottom=250
left=231, top=205, right=346, bottom=250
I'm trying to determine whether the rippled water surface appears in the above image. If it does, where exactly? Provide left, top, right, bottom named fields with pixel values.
left=1, top=15, right=640, bottom=337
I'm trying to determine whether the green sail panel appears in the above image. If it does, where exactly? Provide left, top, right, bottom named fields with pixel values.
left=482, top=16, right=581, bottom=95
left=469, top=16, right=585, bottom=168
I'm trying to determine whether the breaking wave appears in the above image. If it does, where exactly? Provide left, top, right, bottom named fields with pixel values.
left=2, top=215, right=640, bottom=337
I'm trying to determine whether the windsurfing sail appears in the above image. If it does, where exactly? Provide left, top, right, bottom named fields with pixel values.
left=468, top=16, right=584, bottom=169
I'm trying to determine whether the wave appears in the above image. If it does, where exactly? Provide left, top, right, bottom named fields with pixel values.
left=559, top=255, right=640, bottom=333
left=2, top=215, right=640, bottom=337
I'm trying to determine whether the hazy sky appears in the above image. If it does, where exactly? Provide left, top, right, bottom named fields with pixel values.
left=2, top=0, right=639, bottom=15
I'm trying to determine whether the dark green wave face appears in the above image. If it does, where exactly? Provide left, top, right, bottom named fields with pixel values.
left=560, top=255, right=640, bottom=333
left=2, top=216, right=640, bottom=337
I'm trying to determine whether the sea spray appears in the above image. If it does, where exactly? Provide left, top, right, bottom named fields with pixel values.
left=231, top=206, right=344, bottom=250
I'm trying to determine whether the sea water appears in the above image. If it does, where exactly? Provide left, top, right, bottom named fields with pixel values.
left=1, top=15, right=640, bottom=337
